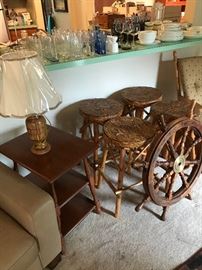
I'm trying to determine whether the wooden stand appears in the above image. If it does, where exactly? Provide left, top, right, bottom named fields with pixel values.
left=0, top=126, right=101, bottom=252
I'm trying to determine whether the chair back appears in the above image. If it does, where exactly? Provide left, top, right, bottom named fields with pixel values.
left=174, top=54, right=202, bottom=105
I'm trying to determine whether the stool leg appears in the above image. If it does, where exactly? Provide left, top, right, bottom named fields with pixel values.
left=97, top=145, right=108, bottom=188
left=135, top=108, right=144, bottom=119
left=83, top=158, right=101, bottom=214
left=123, top=104, right=134, bottom=117
left=115, top=148, right=126, bottom=218
left=126, top=150, right=133, bottom=174
left=93, top=123, right=100, bottom=187
left=80, top=119, right=89, bottom=140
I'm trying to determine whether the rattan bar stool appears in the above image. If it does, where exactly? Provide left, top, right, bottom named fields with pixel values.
left=120, top=86, right=162, bottom=119
left=98, top=116, right=157, bottom=218
left=79, top=98, right=123, bottom=186
left=151, top=98, right=201, bottom=123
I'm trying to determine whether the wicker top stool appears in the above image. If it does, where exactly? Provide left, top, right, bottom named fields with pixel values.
left=120, top=86, right=162, bottom=118
left=99, top=116, right=157, bottom=218
left=79, top=98, right=123, bottom=124
left=79, top=98, right=123, bottom=187
left=151, top=98, right=202, bottom=123
left=104, top=116, right=156, bottom=149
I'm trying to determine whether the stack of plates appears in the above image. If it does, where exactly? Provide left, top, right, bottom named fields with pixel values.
left=184, top=26, right=202, bottom=39
left=158, top=22, right=184, bottom=42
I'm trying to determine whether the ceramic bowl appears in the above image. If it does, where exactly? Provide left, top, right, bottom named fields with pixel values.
left=138, top=30, right=157, bottom=44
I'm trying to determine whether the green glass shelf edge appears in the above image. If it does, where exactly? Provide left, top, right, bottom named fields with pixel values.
left=45, top=38, right=202, bottom=72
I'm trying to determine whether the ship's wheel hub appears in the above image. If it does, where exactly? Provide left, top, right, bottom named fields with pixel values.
left=173, top=155, right=186, bottom=173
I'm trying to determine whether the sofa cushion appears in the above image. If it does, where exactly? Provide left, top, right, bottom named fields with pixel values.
left=0, top=209, right=39, bottom=270
left=0, top=161, right=61, bottom=267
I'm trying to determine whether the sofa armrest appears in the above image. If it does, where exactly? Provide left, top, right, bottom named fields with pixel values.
left=0, top=162, right=62, bottom=267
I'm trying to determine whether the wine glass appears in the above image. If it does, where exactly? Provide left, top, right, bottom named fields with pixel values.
left=131, top=24, right=140, bottom=48
left=121, top=19, right=131, bottom=50
left=130, top=17, right=141, bottom=48
left=114, top=19, right=124, bottom=46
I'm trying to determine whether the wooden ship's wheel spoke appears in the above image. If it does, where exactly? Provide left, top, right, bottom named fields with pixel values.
left=185, top=137, right=202, bottom=158
left=166, top=139, right=178, bottom=160
left=180, top=126, right=191, bottom=155
left=185, top=160, right=200, bottom=166
left=165, top=174, right=176, bottom=200
left=154, top=169, right=174, bottom=190
left=156, top=160, right=173, bottom=168
left=179, top=171, right=189, bottom=188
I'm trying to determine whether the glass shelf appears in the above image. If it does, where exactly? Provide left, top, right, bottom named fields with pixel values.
left=45, top=38, right=202, bottom=72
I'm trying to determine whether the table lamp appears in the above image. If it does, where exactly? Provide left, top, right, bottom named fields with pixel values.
left=0, top=50, right=62, bottom=155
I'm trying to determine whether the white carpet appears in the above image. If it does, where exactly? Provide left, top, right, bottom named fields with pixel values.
left=55, top=166, right=202, bottom=270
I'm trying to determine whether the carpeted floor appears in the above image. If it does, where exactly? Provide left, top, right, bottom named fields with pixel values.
left=55, top=166, right=202, bottom=270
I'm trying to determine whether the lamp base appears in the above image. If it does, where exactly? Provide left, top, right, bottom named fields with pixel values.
left=31, top=142, right=51, bottom=155
left=26, top=115, right=51, bottom=155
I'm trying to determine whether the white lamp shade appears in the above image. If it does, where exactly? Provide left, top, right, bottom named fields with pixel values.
left=0, top=50, right=62, bottom=117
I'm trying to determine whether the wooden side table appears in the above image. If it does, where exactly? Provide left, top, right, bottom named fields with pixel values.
left=0, top=126, right=100, bottom=252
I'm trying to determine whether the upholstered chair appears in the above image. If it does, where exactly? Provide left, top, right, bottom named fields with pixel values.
left=176, top=56, right=202, bottom=103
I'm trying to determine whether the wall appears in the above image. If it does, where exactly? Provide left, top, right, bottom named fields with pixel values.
left=51, top=0, right=70, bottom=29
left=69, top=0, right=94, bottom=30
left=32, top=0, right=45, bottom=29
left=51, top=0, right=94, bottom=31
left=183, top=0, right=202, bottom=26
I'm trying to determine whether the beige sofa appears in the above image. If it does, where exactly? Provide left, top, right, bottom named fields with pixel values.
left=0, top=161, right=62, bottom=270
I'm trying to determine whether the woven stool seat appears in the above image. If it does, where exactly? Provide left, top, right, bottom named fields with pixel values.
left=120, top=86, right=162, bottom=118
left=79, top=98, right=123, bottom=124
left=104, top=116, right=156, bottom=149
left=151, top=98, right=201, bottom=123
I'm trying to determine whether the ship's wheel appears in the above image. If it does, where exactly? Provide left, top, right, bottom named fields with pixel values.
left=136, top=117, right=202, bottom=220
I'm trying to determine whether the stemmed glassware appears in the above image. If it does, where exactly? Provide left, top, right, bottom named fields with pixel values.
left=114, top=17, right=141, bottom=50
left=114, top=19, right=124, bottom=46
left=128, top=22, right=135, bottom=48
left=130, top=18, right=141, bottom=49
left=122, top=19, right=131, bottom=49
left=82, top=31, right=91, bottom=57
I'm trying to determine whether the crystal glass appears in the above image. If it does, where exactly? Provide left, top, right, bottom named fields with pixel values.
left=40, top=35, right=58, bottom=63
left=121, top=19, right=131, bottom=50
left=53, top=29, right=70, bottom=62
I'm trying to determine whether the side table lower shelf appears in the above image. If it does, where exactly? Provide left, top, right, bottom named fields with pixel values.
left=25, top=169, right=96, bottom=237
left=60, top=194, right=95, bottom=236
